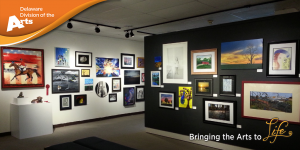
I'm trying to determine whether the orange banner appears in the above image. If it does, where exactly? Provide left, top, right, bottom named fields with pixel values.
left=0, top=0, right=105, bottom=46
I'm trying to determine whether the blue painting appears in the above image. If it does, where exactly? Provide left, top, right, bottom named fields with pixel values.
left=95, top=57, right=120, bottom=77
left=154, top=56, right=162, bottom=68
left=123, top=87, right=135, bottom=106
left=55, top=47, right=69, bottom=67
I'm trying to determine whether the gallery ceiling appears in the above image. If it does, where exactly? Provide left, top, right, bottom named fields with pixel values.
left=56, top=0, right=300, bottom=42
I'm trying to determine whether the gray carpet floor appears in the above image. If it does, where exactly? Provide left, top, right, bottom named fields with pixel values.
left=0, top=114, right=218, bottom=150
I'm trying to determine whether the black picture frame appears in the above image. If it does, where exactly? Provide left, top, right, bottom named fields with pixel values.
left=194, top=78, right=213, bottom=96
left=74, top=94, right=87, bottom=106
left=112, top=78, right=121, bottom=92
left=52, top=69, right=80, bottom=94
left=266, top=40, right=299, bottom=77
left=159, top=91, right=176, bottom=109
left=81, top=69, right=90, bottom=77
left=123, top=87, right=135, bottom=106
left=121, top=53, right=135, bottom=69
left=109, top=93, right=117, bottom=102
left=60, top=95, right=72, bottom=110
left=75, top=51, right=92, bottom=67
left=219, top=75, right=236, bottom=97
left=124, top=70, right=140, bottom=85
left=203, top=99, right=236, bottom=128
left=136, top=86, right=144, bottom=102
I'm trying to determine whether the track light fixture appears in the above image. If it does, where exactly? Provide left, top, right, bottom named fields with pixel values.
left=125, top=31, right=129, bottom=38
left=67, top=20, right=73, bottom=29
left=130, top=30, right=134, bottom=37
left=95, top=25, right=100, bottom=33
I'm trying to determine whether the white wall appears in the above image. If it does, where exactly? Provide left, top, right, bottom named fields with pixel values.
left=0, top=30, right=144, bottom=133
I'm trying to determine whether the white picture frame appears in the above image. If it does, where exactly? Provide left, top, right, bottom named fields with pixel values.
left=151, top=71, right=161, bottom=87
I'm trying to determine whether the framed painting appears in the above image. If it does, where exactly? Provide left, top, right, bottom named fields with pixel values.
left=151, top=71, right=160, bottom=87
left=178, top=86, right=192, bottom=109
left=75, top=51, right=92, bottom=67
left=109, top=93, right=117, bottom=102
left=191, top=48, right=217, bottom=75
left=195, top=79, right=213, bottom=96
left=52, top=69, right=79, bottom=93
left=123, top=87, right=135, bottom=106
left=136, top=86, right=144, bottom=102
left=159, top=91, right=175, bottom=109
left=154, top=56, right=162, bottom=68
left=81, top=69, right=90, bottom=77
left=1, top=47, right=45, bottom=88
left=55, top=47, right=69, bottom=67
left=60, top=95, right=72, bottom=110
left=74, top=94, right=87, bottom=106
left=112, top=78, right=121, bottom=92
left=95, top=57, right=120, bottom=77
left=203, top=99, right=236, bottom=127
left=220, top=75, right=236, bottom=97
left=163, top=42, right=188, bottom=84
left=267, top=40, right=298, bottom=77
left=242, top=81, right=300, bottom=124
left=221, top=38, right=263, bottom=69
left=95, top=81, right=109, bottom=97
left=124, top=70, right=140, bottom=85
left=121, top=53, right=135, bottom=69
left=141, top=73, right=145, bottom=82
left=84, top=78, right=93, bottom=91
left=137, top=57, right=144, bottom=68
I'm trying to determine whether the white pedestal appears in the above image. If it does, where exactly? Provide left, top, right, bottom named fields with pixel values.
left=10, top=103, right=53, bottom=139
left=12, top=97, right=31, bottom=105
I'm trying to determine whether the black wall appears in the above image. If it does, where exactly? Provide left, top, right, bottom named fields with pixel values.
left=144, top=12, right=300, bottom=150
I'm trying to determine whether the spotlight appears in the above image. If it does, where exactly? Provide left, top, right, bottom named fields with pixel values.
left=67, top=20, right=73, bottom=29
left=130, top=30, right=134, bottom=37
left=125, top=31, right=129, bottom=38
left=95, top=25, right=100, bottom=33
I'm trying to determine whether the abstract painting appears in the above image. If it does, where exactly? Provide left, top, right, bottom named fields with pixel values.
left=52, top=69, right=79, bottom=93
left=195, top=79, right=213, bottom=96
left=178, top=86, right=192, bottom=109
left=95, top=57, right=120, bottom=77
left=137, top=57, right=144, bottom=68
left=55, top=47, right=69, bottom=67
left=123, top=87, right=135, bottom=106
left=221, top=39, right=263, bottom=69
left=121, top=53, right=135, bottom=69
left=75, top=51, right=92, bottom=67
left=109, top=93, right=117, bottom=102
left=81, top=69, right=90, bottom=77
left=1, top=47, right=44, bottom=88
left=136, top=86, right=144, bottom=102
left=154, top=56, right=162, bottom=68
left=159, top=91, right=175, bottom=109
left=124, top=70, right=140, bottom=85
left=95, top=81, right=109, bottom=98
left=60, top=95, right=72, bottom=110
left=74, top=94, right=87, bottom=106
left=219, top=75, right=236, bottom=97
left=84, top=78, right=93, bottom=91
left=112, top=78, right=121, bottom=92
left=191, top=49, right=217, bottom=75
left=151, top=71, right=160, bottom=87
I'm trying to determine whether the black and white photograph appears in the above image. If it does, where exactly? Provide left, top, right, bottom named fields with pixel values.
left=60, top=95, right=72, bottom=110
left=124, top=70, right=140, bottom=85
left=109, top=93, right=117, bottom=102
left=52, top=69, right=80, bottom=93
left=95, top=81, right=109, bottom=97
left=75, top=51, right=92, bottom=67
left=136, top=86, right=144, bottom=102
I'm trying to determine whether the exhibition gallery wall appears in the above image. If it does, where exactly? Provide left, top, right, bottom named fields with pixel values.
left=144, top=12, right=300, bottom=150
left=0, top=30, right=144, bottom=134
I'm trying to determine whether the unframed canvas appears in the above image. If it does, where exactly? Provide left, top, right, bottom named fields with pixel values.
left=95, top=57, right=120, bottom=77
left=178, top=86, right=193, bottom=109
left=55, top=47, right=69, bottom=67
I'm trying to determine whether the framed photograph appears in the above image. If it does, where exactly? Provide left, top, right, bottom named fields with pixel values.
left=95, top=57, right=120, bottom=77
left=191, top=48, right=217, bottom=75
left=136, top=86, right=144, bottom=102
left=159, top=91, right=175, bottom=109
left=84, top=78, right=93, bottom=91
left=121, top=53, right=135, bottom=69
left=203, top=99, right=236, bottom=127
left=124, top=70, right=140, bottom=85
left=151, top=71, right=160, bottom=87
left=60, top=95, right=72, bottom=110
left=220, top=75, right=236, bottom=97
left=137, top=57, right=144, bottom=68
left=178, top=86, right=193, bottom=109
left=267, top=40, right=298, bottom=77
left=141, top=73, right=145, bottom=82
left=52, top=69, right=79, bottom=93
left=75, top=51, right=92, bottom=67
left=242, top=81, right=300, bottom=124
left=74, top=94, right=87, bottom=106
left=1, top=47, right=45, bottom=88
left=195, top=79, right=213, bottom=96
left=109, top=93, right=117, bottom=102
left=123, top=87, right=135, bottom=106
left=55, top=47, right=69, bottom=67
left=81, top=69, right=90, bottom=77
left=95, top=81, right=109, bottom=97
left=112, top=78, right=121, bottom=92
left=163, top=42, right=188, bottom=84
left=154, top=56, right=162, bottom=68
left=221, top=38, right=263, bottom=69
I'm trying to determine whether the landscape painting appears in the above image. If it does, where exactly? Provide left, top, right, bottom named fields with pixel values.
left=208, top=103, right=230, bottom=121
left=55, top=47, right=69, bottom=67
left=195, top=79, right=212, bottom=96
left=123, top=87, right=135, bottom=106
left=159, top=92, right=175, bottom=109
left=52, top=69, right=79, bottom=93
left=221, top=39, right=263, bottom=69
left=95, top=57, right=120, bottom=77
left=124, top=70, right=140, bottom=84
left=196, top=55, right=212, bottom=69
left=250, top=91, right=292, bottom=113
left=178, top=86, right=192, bottom=109
left=151, top=71, right=160, bottom=87
left=84, top=79, right=93, bottom=91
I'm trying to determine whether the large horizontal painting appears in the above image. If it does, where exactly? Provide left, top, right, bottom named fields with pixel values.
left=52, top=69, right=79, bottom=93
left=96, top=57, right=120, bottom=77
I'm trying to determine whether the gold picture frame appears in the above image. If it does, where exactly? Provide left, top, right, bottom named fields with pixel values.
left=191, top=48, right=217, bottom=75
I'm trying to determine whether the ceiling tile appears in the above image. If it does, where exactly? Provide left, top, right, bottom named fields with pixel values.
left=75, top=3, right=120, bottom=18
left=91, top=7, right=144, bottom=22
left=103, top=0, right=146, bottom=7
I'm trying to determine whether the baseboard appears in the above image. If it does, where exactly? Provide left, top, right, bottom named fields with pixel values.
left=53, top=111, right=144, bottom=128
left=0, top=132, right=11, bottom=137
left=145, top=127, right=251, bottom=150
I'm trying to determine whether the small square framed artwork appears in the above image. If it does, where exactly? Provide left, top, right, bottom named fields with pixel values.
left=136, top=86, right=144, bottom=102
left=81, top=69, right=90, bottom=77
left=195, top=79, right=213, bottom=96
left=159, top=91, right=175, bottom=109
left=219, top=75, right=236, bottom=97
left=121, top=53, right=135, bottom=69
left=137, top=57, right=144, bottom=68
left=112, top=78, right=121, bottom=92
left=75, top=51, right=92, bottom=67
left=74, top=94, right=87, bottom=106
left=109, top=93, right=117, bottom=102
left=60, top=95, right=72, bottom=110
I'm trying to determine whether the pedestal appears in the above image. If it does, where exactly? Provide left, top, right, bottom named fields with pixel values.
left=10, top=103, right=53, bottom=139
left=12, top=97, right=31, bottom=105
